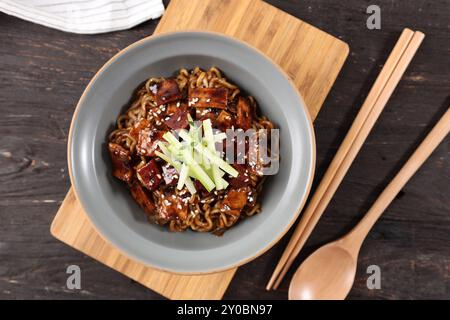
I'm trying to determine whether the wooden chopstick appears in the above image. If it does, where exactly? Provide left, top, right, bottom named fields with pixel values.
left=266, top=28, right=415, bottom=290
left=271, top=30, right=426, bottom=290
left=347, top=106, right=450, bottom=246
left=266, top=29, right=425, bottom=290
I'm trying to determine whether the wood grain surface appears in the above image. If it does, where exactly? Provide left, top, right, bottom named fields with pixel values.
left=0, top=0, right=449, bottom=299
left=51, top=191, right=237, bottom=300
left=50, top=0, right=348, bottom=300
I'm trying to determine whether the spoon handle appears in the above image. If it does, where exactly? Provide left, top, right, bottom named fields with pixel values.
left=346, top=107, right=450, bottom=251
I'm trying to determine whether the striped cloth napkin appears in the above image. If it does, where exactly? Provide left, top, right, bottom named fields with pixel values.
left=0, top=0, right=165, bottom=34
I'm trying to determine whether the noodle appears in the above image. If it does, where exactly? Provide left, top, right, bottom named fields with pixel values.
left=108, top=67, right=275, bottom=235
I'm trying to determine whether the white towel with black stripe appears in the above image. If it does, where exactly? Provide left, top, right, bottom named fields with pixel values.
left=0, top=0, right=165, bottom=34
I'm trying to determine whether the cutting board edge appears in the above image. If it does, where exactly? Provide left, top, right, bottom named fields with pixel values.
left=50, top=188, right=239, bottom=300
left=49, top=0, right=350, bottom=300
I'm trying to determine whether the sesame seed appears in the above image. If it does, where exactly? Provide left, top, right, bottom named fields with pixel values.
left=150, top=84, right=158, bottom=94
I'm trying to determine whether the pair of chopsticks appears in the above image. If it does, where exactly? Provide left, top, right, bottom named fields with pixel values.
left=267, top=28, right=425, bottom=290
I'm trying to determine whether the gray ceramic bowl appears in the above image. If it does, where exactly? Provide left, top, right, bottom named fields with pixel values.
left=69, top=31, right=315, bottom=274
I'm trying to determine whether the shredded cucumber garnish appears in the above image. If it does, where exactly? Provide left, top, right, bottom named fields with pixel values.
left=156, top=118, right=236, bottom=194
left=177, top=164, right=189, bottom=190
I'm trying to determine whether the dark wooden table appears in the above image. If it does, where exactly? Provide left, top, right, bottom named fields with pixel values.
left=0, top=0, right=449, bottom=300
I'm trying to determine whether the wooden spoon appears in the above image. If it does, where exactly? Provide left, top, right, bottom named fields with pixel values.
left=289, top=107, right=450, bottom=300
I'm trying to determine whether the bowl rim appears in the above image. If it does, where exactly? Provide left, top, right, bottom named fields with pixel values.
left=67, top=30, right=316, bottom=274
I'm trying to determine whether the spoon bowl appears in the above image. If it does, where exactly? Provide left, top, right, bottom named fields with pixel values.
left=288, top=241, right=357, bottom=300
left=288, top=104, right=449, bottom=300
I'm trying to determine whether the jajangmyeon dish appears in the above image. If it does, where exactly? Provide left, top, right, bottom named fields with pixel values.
left=108, top=67, right=275, bottom=235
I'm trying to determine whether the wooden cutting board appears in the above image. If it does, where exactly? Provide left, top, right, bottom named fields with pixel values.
left=51, top=0, right=349, bottom=300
